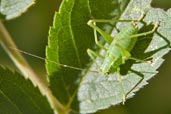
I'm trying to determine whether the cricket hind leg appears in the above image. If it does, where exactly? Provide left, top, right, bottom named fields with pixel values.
left=116, top=64, right=145, bottom=104
left=127, top=21, right=160, bottom=39
left=128, top=22, right=171, bottom=63
left=124, top=25, right=171, bottom=98
left=129, top=57, right=153, bottom=63
left=115, top=45, right=148, bottom=104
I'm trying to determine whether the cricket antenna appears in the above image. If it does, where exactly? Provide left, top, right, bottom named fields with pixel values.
left=9, top=47, right=98, bottom=73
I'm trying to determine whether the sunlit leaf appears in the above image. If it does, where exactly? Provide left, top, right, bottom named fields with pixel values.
left=0, top=0, right=35, bottom=20
left=78, top=0, right=171, bottom=113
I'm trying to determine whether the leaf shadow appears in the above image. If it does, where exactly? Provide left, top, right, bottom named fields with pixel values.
left=49, top=68, right=81, bottom=113
left=151, top=0, right=171, bottom=11
left=120, top=23, right=170, bottom=75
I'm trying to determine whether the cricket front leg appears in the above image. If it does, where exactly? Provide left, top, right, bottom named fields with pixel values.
left=87, top=49, right=104, bottom=60
left=87, top=20, right=113, bottom=44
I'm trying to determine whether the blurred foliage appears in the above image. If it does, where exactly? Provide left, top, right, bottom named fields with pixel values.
left=0, top=66, right=54, bottom=114
left=0, top=0, right=61, bottom=75
left=0, top=0, right=171, bottom=114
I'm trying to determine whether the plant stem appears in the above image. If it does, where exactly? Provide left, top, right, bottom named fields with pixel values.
left=0, top=21, right=67, bottom=114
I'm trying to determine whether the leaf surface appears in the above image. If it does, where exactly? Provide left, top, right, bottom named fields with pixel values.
left=0, top=0, right=34, bottom=20
left=0, top=66, right=54, bottom=114
left=46, top=0, right=129, bottom=112
left=78, top=0, right=171, bottom=113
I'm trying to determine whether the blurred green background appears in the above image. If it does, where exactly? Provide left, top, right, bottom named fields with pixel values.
left=0, top=0, right=171, bottom=114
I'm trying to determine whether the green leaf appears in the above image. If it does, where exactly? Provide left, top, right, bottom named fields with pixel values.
left=0, top=66, right=54, bottom=114
left=46, top=0, right=129, bottom=112
left=78, top=0, right=171, bottom=113
left=0, top=0, right=35, bottom=20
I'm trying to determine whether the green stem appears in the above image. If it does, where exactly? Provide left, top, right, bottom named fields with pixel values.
left=0, top=21, right=67, bottom=114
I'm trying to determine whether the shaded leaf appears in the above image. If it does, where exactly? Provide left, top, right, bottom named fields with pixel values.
left=0, top=0, right=35, bottom=20
left=0, top=66, right=54, bottom=114
left=78, top=0, right=171, bottom=113
left=46, top=0, right=129, bottom=112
